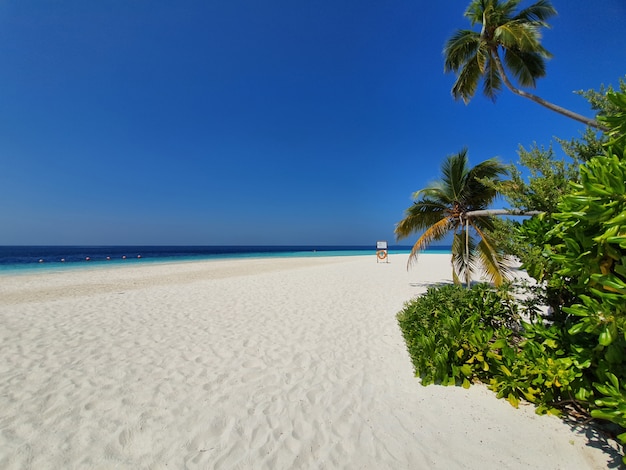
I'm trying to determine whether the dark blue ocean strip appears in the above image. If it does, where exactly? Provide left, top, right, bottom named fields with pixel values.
left=0, top=245, right=452, bottom=274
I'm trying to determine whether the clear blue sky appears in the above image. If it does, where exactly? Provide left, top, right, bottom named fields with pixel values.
left=0, top=1, right=624, bottom=246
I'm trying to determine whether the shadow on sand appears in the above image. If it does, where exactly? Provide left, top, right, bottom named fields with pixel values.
left=564, top=419, right=624, bottom=469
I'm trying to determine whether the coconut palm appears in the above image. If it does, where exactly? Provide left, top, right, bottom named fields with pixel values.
left=395, top=148, right=510, bottom=287
left=444, top=0, right=603, bottom=129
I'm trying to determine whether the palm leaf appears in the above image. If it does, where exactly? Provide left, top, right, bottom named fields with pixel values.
left=396, top=148, right=510, bottom=285
left=503, top=47, right=548, bottom=87
left=451, top=58, right=483, bottom=103
left=444, top=30, right=481, bottom=73
left=466, top=158, right=508, bottom=208
left=441, top=149, right=470, bottom=202
left=482, top=56, right=502, bottom=101
left=490, top=1, right=520, bottom=27
left=445, top=0, right=563, bottom=110
left=473, top=223, right=513, bottom=286
left=515, top=0, right=557, bottom=24
left=464, top=0, right=519, bottom=26
left=395, top=198, right=449, bottom=239
left=495, top=21, right=541, bottom=51
left=413, top=184, right=453, bottom=205
left=406, top=217, right=453, bottom=268
left=471, top=214, right=497, bottom=233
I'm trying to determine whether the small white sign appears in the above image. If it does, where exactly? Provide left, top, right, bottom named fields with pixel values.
left=376, top=241, right=388, bottom=250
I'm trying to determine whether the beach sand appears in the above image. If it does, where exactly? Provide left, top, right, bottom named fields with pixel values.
left=0, top=254, right=619, bottom=469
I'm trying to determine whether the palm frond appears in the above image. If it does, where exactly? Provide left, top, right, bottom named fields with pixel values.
left=495, top=21, right=550, bottom=54
left=476, top=43, right=489, bottom=74
left=441, top=149, right=470, bottom=201
left=447, top=0, right=557, bottom=108
left=515, top=0, right=557, bottom=24
left=503, top=47, right=548, bottom=88
left=491, top=1, right=520, bottom=26
left=406, top=217, right=452, bottom=268
left=466, top=158, right=508, bottom=208
left=473, top=224, right=513, bottom=286
left=467, top=157, right=508, bottom=182
left=444, top=30, right=481, bottom=73
left=482, top=56, right=502, bottom=101
left=395, top=198, right=449, bottom=240
left=475, top=239, right=505, bottom=286
left=452, top=63, right=483, bottom=103
left=501, top=1, right=523, bottom=16
left=470, top=214, right=497, bottom=233
left=464, top=0, right=490, bottom=26
left=412, top=184, right=452, bottom=204
left=465, top=0, right=519, bottom=27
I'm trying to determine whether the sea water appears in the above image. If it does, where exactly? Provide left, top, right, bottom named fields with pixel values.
left=0, top=245, right=452, bottom=274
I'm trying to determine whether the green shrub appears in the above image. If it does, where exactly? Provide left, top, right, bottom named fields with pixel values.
left=396, top=283, right=518, bottom=388
left=397, top=282, right=590, bottom=410
left=547, top=150, right=626, bottom=453
left=489, top=318, right=593, bottom=412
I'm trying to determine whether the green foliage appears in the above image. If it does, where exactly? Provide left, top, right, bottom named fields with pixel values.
left=556, top=128, right=606, bottom=164
left=395, top=148, right=511, bottom=285
left=484, top=84, right=626, bottom=314
left=399, top=124, right=626, bottom=454
left=397, top=282, right=592, bottom=410
left=489, top=317, right=592, bottom=413
left=444, top=0, right=555, bottom=103
left=488, top=87, right=626, bottom=461
left=496, top=144, right=580, bottom=214
left=599, top=92, right=626, bottom=154
left=483, top=143, right=583, bottom=314
left=396, top=283, right=519, bottom=388
left=577, top=76, right=626, bottom=116
left=551, top=155, right=626, bottom=301
left=592, top=373, right=626, bottom=447
left=398, top=82, right=626, bottom=461
left=514, top=215, right=555, bottom=281
left=556, top=79, right=626, bottom=164
left=547, top=151, right=626, bottom=449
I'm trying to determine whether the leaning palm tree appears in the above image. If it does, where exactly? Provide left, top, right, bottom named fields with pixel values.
left=444, top=0, right=603, bottom=130
left=395, top=148, right=510, bottom=287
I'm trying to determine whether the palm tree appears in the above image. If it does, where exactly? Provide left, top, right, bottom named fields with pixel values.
left=444, top=0, right=604, bottom=130
left=395, top=148, right=510, bottom=287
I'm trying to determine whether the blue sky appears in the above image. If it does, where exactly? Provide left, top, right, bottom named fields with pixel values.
left=0, top=1, right=624, bottom=246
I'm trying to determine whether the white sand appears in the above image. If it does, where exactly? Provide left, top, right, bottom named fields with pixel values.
left=0, top=254, right=619, bottom=469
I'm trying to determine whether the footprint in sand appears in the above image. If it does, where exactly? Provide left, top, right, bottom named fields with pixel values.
left=118, top=428, right=132, bottom=448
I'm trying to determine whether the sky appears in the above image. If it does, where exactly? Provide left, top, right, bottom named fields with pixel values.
left=0, top=0, right=624, bottom=246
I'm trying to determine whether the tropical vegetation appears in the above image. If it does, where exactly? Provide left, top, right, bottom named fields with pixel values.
left=398, top=86, right=626, bottom=463
left=396, top=0, right=626, bottom=462
left=443, top=0, right=603, bottom=129
left=394, top=148, right=510, bottom=287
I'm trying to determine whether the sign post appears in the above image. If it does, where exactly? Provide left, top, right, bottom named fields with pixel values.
left=376, top=241, right=388, bottom=263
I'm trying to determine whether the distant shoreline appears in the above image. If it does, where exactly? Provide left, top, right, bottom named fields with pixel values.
left=0, top=245, right=452, bottom=274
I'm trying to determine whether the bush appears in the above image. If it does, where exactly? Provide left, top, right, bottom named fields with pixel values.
left=396, top=283, right=518, bottom=388
left=547, top=149, right=626, bottom=451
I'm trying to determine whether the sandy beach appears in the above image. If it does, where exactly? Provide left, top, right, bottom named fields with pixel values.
left=0, top=253, right=619, bottom=469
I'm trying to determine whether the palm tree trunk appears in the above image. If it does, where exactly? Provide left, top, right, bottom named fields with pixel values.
left=464, top=209, right=542, bottom=217
left=465, top=216, right=470, bottom=288
left=491, top=51, right=607, bottom=131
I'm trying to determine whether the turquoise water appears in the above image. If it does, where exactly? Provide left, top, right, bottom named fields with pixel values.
left=0, top=245, right=452, bottom=275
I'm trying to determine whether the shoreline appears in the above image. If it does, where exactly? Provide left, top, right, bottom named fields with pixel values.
left=0, top=245, right=453, bottom=276
left=0, top=254, right=617, bottom=468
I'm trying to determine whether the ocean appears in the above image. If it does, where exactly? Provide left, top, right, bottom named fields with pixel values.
left=0, top=245, right=452, bottom=274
